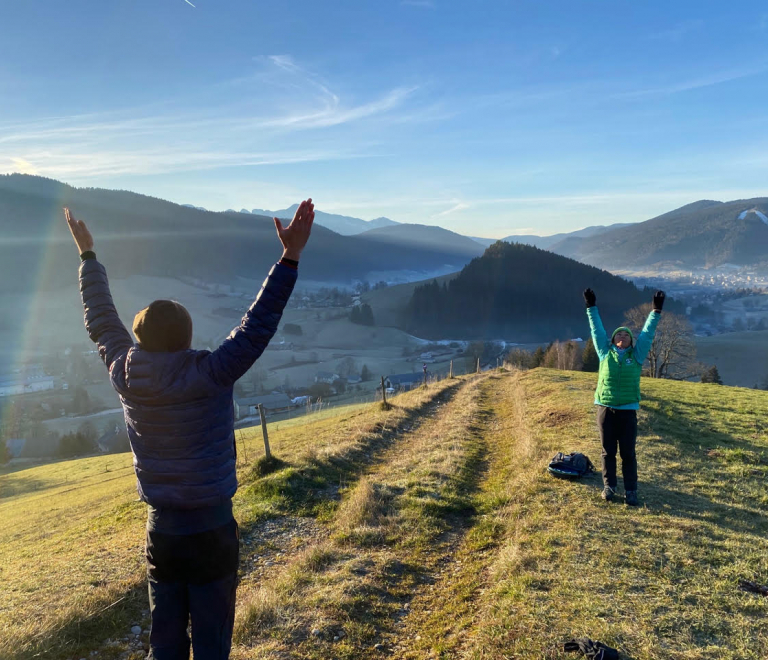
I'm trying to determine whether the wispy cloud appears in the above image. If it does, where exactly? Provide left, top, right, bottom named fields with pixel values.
left=260, top=86, right=417, bottom=130
left=617, top=64, right=768, bottom=98
left=432, top=202, right=469, bottom=218
left=0, top=147, right=372, bottom=180
left=401, top=0, right=435, bottom=7
left=0, top=55, right=423, bottom=182
left=649, top=19, right=704, bottom=42
left=183, top=0, right=196, bottom=7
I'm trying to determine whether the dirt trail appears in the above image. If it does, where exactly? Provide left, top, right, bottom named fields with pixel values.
left=231, top=374, right=493, bottom=658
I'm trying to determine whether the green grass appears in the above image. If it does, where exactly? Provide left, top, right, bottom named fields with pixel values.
left=0, top=381, right=458, bottom=659
left=421, top=370, right=768, bottom=660
left=3, top=369, right=768, bottom=659
left=695, top=329, right=768, bottom=387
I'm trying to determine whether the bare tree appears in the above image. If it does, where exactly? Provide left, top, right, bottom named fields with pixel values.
left=542, top=340, right=583, bottom=371
left=623, top=303, right=700, bottom=379
left=337, top=356, right=358, bottom=377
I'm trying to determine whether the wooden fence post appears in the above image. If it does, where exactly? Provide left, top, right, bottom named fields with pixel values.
left=257, top=403, right=271, bottom=460
left=381, top=376, right=388, bottom=407
left=476, top=357, right=480, bottom=374
left=449, top=360, right=453, bottom=379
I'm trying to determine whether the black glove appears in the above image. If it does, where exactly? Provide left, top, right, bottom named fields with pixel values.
left=653, top=290, right=665, bottom=312
left=583, top=288, right=597, bottom=308
left=564, top=638, right=619, bottom=660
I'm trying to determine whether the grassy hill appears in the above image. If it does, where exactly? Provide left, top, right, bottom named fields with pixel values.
left=2, top=371, right=768, bottom=659
left=696, top=330, right=768, bottom=387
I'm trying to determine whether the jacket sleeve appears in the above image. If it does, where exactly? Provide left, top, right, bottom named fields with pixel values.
left=201, top=262, right=298, bottom=388
left=586, top=307, right=611, bottom=361
left=79, top=258, right=134, bottom=371
left=634, top=310, right=661, bottom=364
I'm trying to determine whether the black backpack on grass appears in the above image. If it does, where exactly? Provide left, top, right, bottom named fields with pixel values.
left=548, top=452, right=594, bottom=478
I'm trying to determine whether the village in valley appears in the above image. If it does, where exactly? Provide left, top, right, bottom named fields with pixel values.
left=0, top=278, right=483, bottom=466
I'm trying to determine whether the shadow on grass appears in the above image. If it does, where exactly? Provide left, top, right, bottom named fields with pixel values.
left=642, top=393, right=768, bottom=456
left=237, top=380, right=466, bottom=539
left=639, top=482, right=768, bottom=537
left=7, top=581, right=147, bottom=660
left=0, top=473, right=51, bottom=499
left=251, top=455, right=288, bottom=477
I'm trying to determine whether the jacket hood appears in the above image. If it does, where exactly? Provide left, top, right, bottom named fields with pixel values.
left=611, top=326, right=635, bottom=347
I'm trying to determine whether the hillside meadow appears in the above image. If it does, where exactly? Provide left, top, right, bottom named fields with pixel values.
left=1, top=370, right=767, bottom=659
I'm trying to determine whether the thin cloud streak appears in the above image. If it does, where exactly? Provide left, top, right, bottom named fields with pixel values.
left=618, top=64, right=768, bottom=98
left=0, top=148, right=377, bottom=180
left=648, top=19, right=704, bottom=42
left=0, top=52, right=423, bottom=182
left=432, top=202, right=470, bottom=218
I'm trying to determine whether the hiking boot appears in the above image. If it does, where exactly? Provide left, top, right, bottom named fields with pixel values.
left=601, top=486, right=615, bottom=502
left=625, top=490, right=639, bottom=506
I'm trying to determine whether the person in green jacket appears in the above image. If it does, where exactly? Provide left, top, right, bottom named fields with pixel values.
left=583, top=288, right=665, bottom=506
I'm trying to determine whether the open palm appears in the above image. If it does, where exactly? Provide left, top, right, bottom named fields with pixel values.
left=274, top=198, right=314, bottom=261
left=64, top=208, right=94, bottom=254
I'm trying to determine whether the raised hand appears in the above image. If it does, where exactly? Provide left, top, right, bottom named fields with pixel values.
left=583, top=288, right=597, bottom=308
left=653, top=290, right=665, bottom=312
left=274, top=198, right=314, bottom=261
left=64, top=208, right=94, bottom=254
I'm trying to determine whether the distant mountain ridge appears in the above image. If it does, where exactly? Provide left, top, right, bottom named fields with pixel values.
left=0, top=174, right=478, bottom=294
left=469, top=223, right=633, bottom=249
left=552, top=199, right=768, bottom=270
left=503, top=223, right=633, bottom=249
left=251, top=205, right=399, bottom=235
left=357, top=224, right=485, bottom=261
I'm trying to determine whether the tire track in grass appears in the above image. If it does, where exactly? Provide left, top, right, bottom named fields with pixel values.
left=387, top=372, right=517, bottom=659
left=234, top=378, right=466, bottom=586
left=231, top=374, right=493, bottom=659
left=13, top=381, right=465, bottom=660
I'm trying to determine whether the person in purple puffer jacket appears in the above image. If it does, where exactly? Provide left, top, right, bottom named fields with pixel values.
left=65, top=200, right=314, bottom=660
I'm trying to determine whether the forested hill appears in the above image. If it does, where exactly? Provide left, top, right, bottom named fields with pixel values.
left=402, top=241, right=679, bottom=341
left=0, top=174, right=477, bottom=293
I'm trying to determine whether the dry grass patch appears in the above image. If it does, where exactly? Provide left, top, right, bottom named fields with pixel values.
left=0, top=383, right=460, bottom=659
left=461, top=370, right=768, bottom=660
left=231, top=375, right=491, bottom=658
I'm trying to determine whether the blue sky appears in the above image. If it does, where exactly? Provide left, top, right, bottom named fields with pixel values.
left=2, top=1, right=768, bottom=237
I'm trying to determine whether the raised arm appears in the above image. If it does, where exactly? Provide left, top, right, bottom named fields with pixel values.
left=584, top=288, right=611, bottom=361
left=65, top=209, right=134, bottom=371
left=201, top=199, right=314, bottom=388
left=634, top=291, right=664, bottom=363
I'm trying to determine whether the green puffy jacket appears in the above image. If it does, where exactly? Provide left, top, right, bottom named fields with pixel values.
left=587, top=307, right=660, bottom=410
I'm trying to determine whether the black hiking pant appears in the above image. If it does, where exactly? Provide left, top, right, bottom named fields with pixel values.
left=597, top=406, right=638, bottom=491
left=146, top=519, right=240, bottom=660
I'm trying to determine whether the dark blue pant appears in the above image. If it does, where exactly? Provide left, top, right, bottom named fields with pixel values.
left=148, top=572, right=237, bottom=660
left=597, top=406, right=638, bottom=491
left=146, top=519, right=239, bottom=660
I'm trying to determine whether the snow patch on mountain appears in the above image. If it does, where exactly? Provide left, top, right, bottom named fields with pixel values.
left=738, top=208, right=768, bottom=225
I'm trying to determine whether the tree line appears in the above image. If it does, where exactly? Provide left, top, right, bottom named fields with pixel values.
left=506, top=301, right=726, bottom=384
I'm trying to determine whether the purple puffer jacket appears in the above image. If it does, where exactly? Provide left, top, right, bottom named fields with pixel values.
left=79, top=257, right=297, bottom=508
